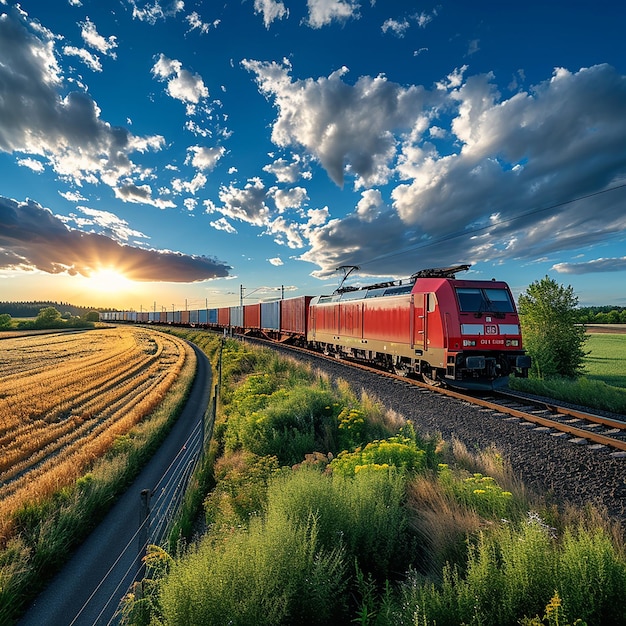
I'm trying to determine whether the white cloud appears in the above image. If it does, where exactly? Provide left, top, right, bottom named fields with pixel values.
left=305, top=0, right=359, bottom=28
left=210, top=217, right=237, bottom=233
left=0, top=9, right=165, bottom=192
left=268, top=256, right=284, bottom=266
left=79, top=17, right=117, bottom=57
left=215, top=177, right=270, bottom=226
left=183, top=198, right=197, bottom=212
left=59, top=190, right=87, bottom=202
left=113, top=183, right=176, bottom=209
left=171, top=172, right=207, bottom=195
left=63, top=45, right=102, bottom=71
left=553, top=257, right=626, bottom=274
left=254, top=0, right=289, bottom=28
left=263, top=155, right=309, bottom=183
left=381, top=18, right=409, bottom=37
left=129, top=0, right=184, bottom=25
left=68, top=206, right=148, bottom=241
left=301, top=205, right=413, bottom=277
left=186, top=11, right=216, bottom=34
left=305, top=207, right=329, bottom=227
left=152, top=54, right=209, bottom=104
left=270, top=186, right=308, bottom=212
left=243, top=59, right=435, bottom=188
left=296, top=64, right=626, bottom=277
left=186, top=145, right=225, bottom=170
left=268, top=216, right=305, bottom=248
left=17, top=157, right=45, bottom=172
left=355, top=189, right=383, bottom=222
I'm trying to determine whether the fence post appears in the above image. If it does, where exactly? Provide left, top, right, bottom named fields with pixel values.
left=138, top=489, right=150, bottom=579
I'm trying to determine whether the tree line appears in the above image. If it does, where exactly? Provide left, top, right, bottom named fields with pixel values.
left=573, top=305, right=626, bottom=324
left=0, top=306, right=99, bottom=331
left=0, top=301, right=103, bottom=318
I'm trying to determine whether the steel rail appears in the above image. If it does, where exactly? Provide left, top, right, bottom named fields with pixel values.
left=493, top=389, right=626, bottom=430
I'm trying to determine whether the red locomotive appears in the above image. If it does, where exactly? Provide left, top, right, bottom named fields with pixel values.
left=306, top=265, right=530, bottom=390
left=101, top=265, right=530, bottom=390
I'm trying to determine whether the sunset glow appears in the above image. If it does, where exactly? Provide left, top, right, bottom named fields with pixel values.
left=89, top=268, right=132, bottom=293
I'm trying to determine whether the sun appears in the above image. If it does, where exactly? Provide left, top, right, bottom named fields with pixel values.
left=89, top=268, right=132, bottom=292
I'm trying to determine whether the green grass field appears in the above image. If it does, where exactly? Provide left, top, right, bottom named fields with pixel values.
left=584, top=333, right=626, bottom=389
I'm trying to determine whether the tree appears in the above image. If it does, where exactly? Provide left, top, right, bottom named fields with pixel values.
left=34, top=306, right=63, bottom=329
left=517, top=276, right=587, bottom=379
left=0, top=313, right=12, bottom=329
left=84, top=310, right=100, bottom=322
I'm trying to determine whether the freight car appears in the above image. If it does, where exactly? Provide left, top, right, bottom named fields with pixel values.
left=100, top=265, right=529, bottom=390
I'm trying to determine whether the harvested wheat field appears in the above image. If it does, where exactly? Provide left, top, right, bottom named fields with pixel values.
left=0, top=326, right=192, bottom=537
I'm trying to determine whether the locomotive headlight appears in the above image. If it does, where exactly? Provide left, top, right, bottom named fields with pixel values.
left=463, top=339, right=476, bottom=347
left=505, top=339, right=519, bottom=347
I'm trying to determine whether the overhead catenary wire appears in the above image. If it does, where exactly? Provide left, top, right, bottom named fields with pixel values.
left=358, top=182, right=626, bottom=270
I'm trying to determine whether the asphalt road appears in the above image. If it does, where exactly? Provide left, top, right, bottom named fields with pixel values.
left=17, top=342, right=212, bottom=626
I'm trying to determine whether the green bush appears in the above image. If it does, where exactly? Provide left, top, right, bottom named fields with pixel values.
left=204, top=452, right=279, bottom=533
left=156, top=464, right=415, bottom=625
left=436, top=464, right=517, bottom=520
left=557, top=523, right=626, bottom=624
left=228, top=384, right=340, bottom=465
left=329, top=434, right=426, bottom=477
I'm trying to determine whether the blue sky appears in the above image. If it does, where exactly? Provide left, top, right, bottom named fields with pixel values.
left=1, top=0, right=626, bottom=310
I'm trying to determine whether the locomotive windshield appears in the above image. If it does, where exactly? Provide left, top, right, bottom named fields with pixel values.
left=455, top=287, right=515, bottom=313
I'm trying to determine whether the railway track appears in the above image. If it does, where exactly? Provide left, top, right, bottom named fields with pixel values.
left=243, top=334, right=626, bottom=456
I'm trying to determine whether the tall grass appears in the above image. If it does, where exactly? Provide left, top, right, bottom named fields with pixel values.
left=509, top=375, right=626, bottom=414
left=402, top=512, right=626, bottom=625
left=158, top=501, right=348, bottom=626
left=155, top=466, right=412, bottom=625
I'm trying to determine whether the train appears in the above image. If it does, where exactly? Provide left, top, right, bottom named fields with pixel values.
left=101, top=265, right=531, bottom=390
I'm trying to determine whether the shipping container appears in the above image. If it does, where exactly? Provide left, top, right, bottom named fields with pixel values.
left=180, top=310, right=190, bottom=325
left=218, top=307, right=230, bottom=327
left=230, top=305, right=243, bottom=328
left=261, top=300, right=280, bottom=331
left=243, top=303, right=261, bottom=330
left=281, top=296, right=311, bottom=336
left=189, top=309, right=199, bottom=324
left=208, top=308, right=219, bottom=325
